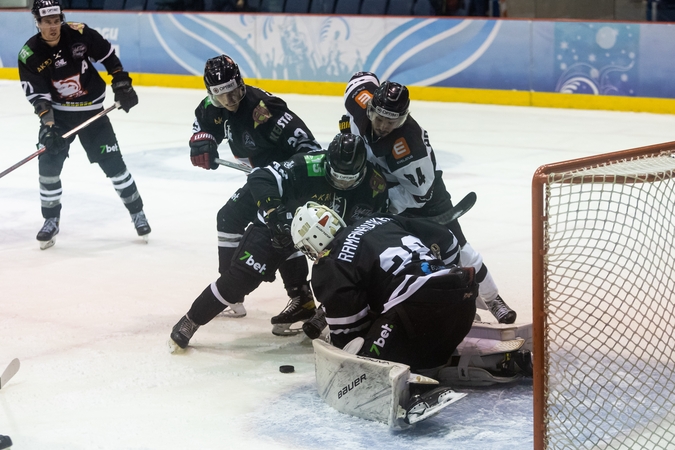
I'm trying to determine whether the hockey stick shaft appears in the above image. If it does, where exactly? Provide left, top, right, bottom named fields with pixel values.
left=215, top=158, right=252, bottom=173
left=0, top=102, right=120, bottom=179
left=426, top=191, right=477, bottom=225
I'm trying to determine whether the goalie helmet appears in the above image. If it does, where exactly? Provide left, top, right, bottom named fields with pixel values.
left=325, top=133, right=367, bottom=191
left=367, top=81, right=410, bottom=136
left=31, top=0, right=64, bottom=21
left=203, top=55, right=246, bottom=110
left=291, top=202, right=346, bottom=260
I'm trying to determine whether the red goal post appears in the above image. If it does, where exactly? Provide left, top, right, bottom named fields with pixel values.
left=532, top=141, right=675, bottom=450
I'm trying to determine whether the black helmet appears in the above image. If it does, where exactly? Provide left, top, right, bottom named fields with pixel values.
left=367, top=81, right=410, bottom=129
left=325, top=133, right=367, bottom=191
left=32, top=0, right=64, bottom=21
left=203, top=55, right=246, bottom=109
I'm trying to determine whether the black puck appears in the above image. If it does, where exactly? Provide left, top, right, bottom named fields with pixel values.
left=279, top=365, right=295, bottom=373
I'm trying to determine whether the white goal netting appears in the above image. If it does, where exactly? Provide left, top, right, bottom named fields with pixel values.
left=536, top=150, right=675, bottom=450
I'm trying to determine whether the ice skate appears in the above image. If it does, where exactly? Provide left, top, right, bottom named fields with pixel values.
left=169, top=315, right=199, bottom=353
left=271, top=285, right=316, bottom=336
left=486, top=295, right=517, bottom=324
left=131, top=210, right=151, bottom=242
left=36, top=217, right=59, bottom=250
left=217, top=301, right=247, bottom=318
left=403, top=387, right=466, bottom=425
left=302, top=307, right=327, bottom=339
left=0, top=435, right=12, bottom=450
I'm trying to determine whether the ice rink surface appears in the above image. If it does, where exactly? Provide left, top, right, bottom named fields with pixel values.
left=2, top=79, right=675, bottom=449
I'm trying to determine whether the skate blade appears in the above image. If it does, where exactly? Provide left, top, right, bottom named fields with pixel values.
left=39, top=238, right=56, bottom=250
left=406, top=391, right=467, bottom=424
left=272, top=322, right=304, bottom=336
left=167, top=339, right=187, bottom=354
left=141, top=235, right=149, bottom=243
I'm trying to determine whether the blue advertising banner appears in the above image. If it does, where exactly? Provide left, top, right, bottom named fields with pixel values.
left=2, top=11, right=675, bottom=103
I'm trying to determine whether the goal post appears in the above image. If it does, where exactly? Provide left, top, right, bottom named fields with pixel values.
left=532, top=141, right=675, bottom=450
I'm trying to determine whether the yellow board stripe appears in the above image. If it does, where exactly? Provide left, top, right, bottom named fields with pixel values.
left=2, top=68, right=674, bottom=115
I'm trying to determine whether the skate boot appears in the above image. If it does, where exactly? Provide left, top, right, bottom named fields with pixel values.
left=131, top=210, right=151, bottom=241
left=403, top=387, right=467, bottom=425
left=36, top=217, right=60, bottom=250
left=169, top=315, right=200, bottom=352
left=0, top=435, right=12, bottom=450
left=271, top=285, right=316, bottom=336
left=486, top=295, right=517, bottom=324
left=302, top=307, right=327, bottom=340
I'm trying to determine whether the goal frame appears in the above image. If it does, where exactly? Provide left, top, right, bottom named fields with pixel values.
left=531, top=140, right=675, bottom=450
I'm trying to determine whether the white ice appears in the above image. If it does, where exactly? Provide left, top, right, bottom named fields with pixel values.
left=2, top=79, right=675, bottom=449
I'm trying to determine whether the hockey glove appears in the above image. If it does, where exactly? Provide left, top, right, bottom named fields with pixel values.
left=339, top=114, right=351, bottom=134
left=38, top=124, right=68, bottom=155
left=265, top=205, right=293, bottom=249
left=111, top=70, right=138, bottom=113
left=189, top=132, right=219, bottom=170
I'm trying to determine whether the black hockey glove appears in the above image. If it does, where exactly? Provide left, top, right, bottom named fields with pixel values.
left=38, top=124, right=68, bottom=155
left=339, top=114, right=351, bottom=134
left=111, top=70, right=138, bottom=113
left=265, top=205, right=293, bottom=249
left=189, top=132, right=219, bottom=170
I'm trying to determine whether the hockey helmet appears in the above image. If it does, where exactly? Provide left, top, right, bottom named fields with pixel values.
left=367, top=81, right=410, bottom=135
left=31, top=0, right=64, bottom=21
left=203, top=55, right=246, bottom=110
left=325, top=133, right=367, bottom=191
left=291, top=202, right=346, bottom=260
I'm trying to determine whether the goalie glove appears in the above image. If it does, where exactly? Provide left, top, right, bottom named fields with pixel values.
left=264, top=204, right=293, bottom=249
left=339, top=114, right=351, bottom=134
left=111, top=70, right=139, bottom=113
left=189, top=132, right=219, bottom=170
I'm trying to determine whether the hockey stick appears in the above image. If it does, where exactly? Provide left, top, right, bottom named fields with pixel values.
left=426, top=191, right=477, bottom=225
left=0, top=102, right=120, bottom=179
left=0, top=358, right=20, bottom=389
left=215, top=158, right=252, bottom=173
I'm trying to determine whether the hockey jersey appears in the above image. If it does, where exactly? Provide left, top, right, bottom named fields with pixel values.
left=311, top=215, right=461, bottom=349
left=192, top=86, right=322, bottom=168
left=247, top=151, right=389, bottom=225
left=343, top=72, right=443, bottom=214
left=18, top=22, right=122, bottom=112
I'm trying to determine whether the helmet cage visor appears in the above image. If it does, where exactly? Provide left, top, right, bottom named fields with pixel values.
left=366, top=101, right=409, bottom=130
left=208, top=81, right=245, bottom=109
left=326, top=165, right=367, bottom=191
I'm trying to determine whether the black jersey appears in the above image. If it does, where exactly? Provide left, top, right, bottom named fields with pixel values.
left=247, top=151, right=388, bottom=225
left=310, top=215, right=461, bottom=348
left=18, top=22, right=122, bottom=112
left=192, top=86, right=322, bottom=168
left=344, top=73, right=440, bottom=214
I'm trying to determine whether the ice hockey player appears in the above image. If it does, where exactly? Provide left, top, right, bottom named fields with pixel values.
left=169, top=133, right=388, bottom=350
left=341, top=72, right=517, bottom=324
left=291, top=201, right=478, bottom=421
left=18, top=0, right=149, bottom=249
left=188, top=54, right=323, bottom=330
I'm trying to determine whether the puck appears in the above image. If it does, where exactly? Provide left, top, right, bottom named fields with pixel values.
left=279, top=365, right=295, bottom=373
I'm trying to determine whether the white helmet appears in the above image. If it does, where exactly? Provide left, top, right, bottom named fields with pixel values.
left=291, top=202, right=346, bottom=260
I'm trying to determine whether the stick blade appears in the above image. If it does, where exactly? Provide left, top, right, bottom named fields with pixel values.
left=0, top=358, right=20, bottom=389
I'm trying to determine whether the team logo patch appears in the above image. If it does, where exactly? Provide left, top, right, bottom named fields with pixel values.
left=252, top=100, right=272, bottom=128
left=18, top=45, right=33, bottom=64
left=68, top=22, right=85, bottom=33
left=355, top=90, right=373, bottom=109
left=369, top=170, right=386, bottom=194
left=303, top=154, right=325, bottom=177
left=53, top=74, right=86, bottom=99
left=243, top=131, right=255, bottom=148
left=392, top=137, right=411, bottom=160
left=54, top=59, right=66, bottom=68
left=71, top=43, right=87, bottom=59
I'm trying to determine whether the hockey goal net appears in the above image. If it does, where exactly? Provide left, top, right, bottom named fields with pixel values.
left=532, top=142, right=675, bottom=450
